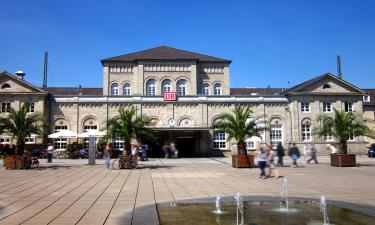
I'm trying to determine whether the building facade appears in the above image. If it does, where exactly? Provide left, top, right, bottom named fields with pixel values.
left=0, top=46, right=373, bottom=156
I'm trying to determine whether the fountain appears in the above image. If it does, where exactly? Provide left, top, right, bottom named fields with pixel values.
left=234, top=192, right=244, bottom=225
left=320, top=196, right=330, bottom=225
left=280, top=177, right=289, bottom=212
left=212, top=195, right=226, bottom=215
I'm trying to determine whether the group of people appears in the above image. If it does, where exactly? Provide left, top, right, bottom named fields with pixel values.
left=103, top=142, right=149, bottom=169
left=162, top=142, right=178, bottom=158
left=256, top=142, right=323, bottom=179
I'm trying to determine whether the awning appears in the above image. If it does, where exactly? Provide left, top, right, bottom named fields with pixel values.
left=48, top=130, right=78, bottom=138
left=77, top=130, right=106, bottom=138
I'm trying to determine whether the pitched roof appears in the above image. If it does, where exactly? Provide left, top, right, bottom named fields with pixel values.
left=363, top=89, right=375, bottom=106
left=0, top=71, right=46, bottom=93
left=281, top=73, right=365, bottom=95
left=230, top=88, right=285, bottom=96
left=42, top=87, right=102, bottom=96
left=101, top=46, right=231, bottom=63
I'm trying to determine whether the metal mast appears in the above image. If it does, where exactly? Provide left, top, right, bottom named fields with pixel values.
left=337, top=55, right=342, bottom=79
left=42, top=51, right=48, bottom=88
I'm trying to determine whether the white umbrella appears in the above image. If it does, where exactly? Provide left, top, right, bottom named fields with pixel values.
left=48, top=130, right=78, bottom=138
left=77, top=130, right=106, bottom=138
left=245, top=136, right=263, bottom=142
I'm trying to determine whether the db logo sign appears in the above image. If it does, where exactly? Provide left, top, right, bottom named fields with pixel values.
left=164, top=92, right=177, bottom=101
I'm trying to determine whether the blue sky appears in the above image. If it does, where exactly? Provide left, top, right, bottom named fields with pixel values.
left=1, top=0, right=374, bottom=88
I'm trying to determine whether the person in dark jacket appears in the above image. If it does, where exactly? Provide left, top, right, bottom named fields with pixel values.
left=276, top=142, right=285, bottom=167
left=289, top=143, right=300, bottom=168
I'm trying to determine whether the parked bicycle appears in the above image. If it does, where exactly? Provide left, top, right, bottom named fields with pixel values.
left=112, top=155, right=138, bottom=169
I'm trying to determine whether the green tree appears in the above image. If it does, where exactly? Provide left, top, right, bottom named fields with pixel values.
left=105, top=107, right=154, bottom=152
left=315, top=108, right=374, bottom=154
left=0, top=102, right=45, bottom=155
left=214, top=106, right=265, bottom=155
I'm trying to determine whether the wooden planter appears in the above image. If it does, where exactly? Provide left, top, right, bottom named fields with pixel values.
left=5, top=156, right=23, bottom=169
left=330, top=154, right=356, bottom=167
left=232, top=154, right=255, bottom=168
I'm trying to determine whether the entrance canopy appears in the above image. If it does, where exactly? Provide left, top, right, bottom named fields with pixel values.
left=48, top=130, right=78, bottom=138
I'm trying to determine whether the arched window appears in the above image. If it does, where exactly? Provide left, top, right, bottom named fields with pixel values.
left=214, top=83, right=222, bottom=96
left=270, top=119, right=283, bottom=148
left=301, top=120, right=312, bottom=141
left=123, top=83, right=131, bottom=95
left=203, top=83, right=210, bottom=95
left=161, top=79, right=171, bottom=94
left=146, top=79, right=156, bottom=96
left=177, top=79, right=186, bottom=96
left=1, top=83, right=11, bottom=89
left=111, top=83, right=119, bottom=95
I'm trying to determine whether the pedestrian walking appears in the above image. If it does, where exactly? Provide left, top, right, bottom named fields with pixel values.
left=307, top=143, right=318, bottom=164
left=47, top=143, right=54, bottom=163
left=257, top=146, right=268, bottom=179
left=276, top=142, right=285, bottom=167
left=267, top=145, right=279, bottom=178
left=303, top=143, right=310, bottom=162
left=104, top=142, right=112, bottom=169
left=289, top=143, right=300, bottom=168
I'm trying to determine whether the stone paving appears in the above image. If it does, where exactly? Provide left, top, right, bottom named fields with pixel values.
left=0, top=156, right=374, bottom=225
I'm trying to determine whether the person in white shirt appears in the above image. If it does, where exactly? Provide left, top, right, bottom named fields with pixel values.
left=47, top=143, right=54, bottom=163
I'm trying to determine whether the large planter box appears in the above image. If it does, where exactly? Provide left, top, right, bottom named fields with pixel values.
left=5, top=156, right=23, bottom=169
left=330, top=154, right=356, bottom=167
left=232, top=154, right=255, bottom=168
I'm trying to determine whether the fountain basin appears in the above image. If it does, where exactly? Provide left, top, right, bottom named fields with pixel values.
left=157, top=197, right=375, bottom=225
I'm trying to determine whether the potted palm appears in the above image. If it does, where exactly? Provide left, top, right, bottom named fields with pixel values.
left=215, top=106, right=265, bottom=168
left=105, top=107, right=154, bottom=157
left=315, top=108, right=374, bottom=167
left=0, top=102, right=45, bottom=169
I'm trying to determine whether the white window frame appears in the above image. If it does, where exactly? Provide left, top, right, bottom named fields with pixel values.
left=213, top=132, right=226, bottom=149
left=363, top=95, right=370, bottom=102
left=270, top=124, right=282, bottom=148
left=113, top=137, right=124, bottom=151
left=344, top=102, right=353, bottom=112
left=55, top=138, right=67, bottom=150
left=246, top=141, right=255, bottom=150
left=203, top=84, right=210, bottom=95
left=27, top=102, right=35, bottom=113
left=302, top=123, right=311, bottom=141
left=111, top=83, right=119, bottom=96
left=323, top=102, right=332, bottom=113
left=0, top=137, right=11, bottom=144
left=147, top=79, right=156, bottom=96
left=162, top=80, right=172, bottom=94
left=1, top=102, right=11, bottom=113
left=214, top=84, right=222, bottom=96
left=123, top=83, right=131, bottom=95
left=301, top=102, right=310, bottom=112
left=177, top=80, right=186, bottom=96
left=348, top=132, right=355, bottom=141
left=25, top=135, right=36, bottom=144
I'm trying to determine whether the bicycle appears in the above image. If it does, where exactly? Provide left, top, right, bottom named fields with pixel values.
left=112, top=155, right=138, bottom=169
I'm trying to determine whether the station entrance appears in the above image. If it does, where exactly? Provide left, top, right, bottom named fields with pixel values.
left=146, top=128, right=210, bottom=158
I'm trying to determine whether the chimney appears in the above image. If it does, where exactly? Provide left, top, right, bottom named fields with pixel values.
left=15, top=70, right=25, bottom=80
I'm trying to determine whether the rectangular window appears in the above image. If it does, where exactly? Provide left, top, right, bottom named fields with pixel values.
left=324, top=133, right=333, bottom=142
left=25, top=136, right=35, bottom=144
left=270, top=124, right=282, bottom=148
left=246, top=141, right=255, bottom=150
left=84, top=125, right=97, bottom=131
left=1, top=102, right=11, bottom=113
left=27, top=102, right=35, bottom=113
left=349, top=132, right=355, bottom=141
left=323, top=102, right=332, bottom=113
left=113, top=137, right=124, bottom=150
left=54, top=125, right=68, bottom=131
left=0, top=137, right=11, bottom=143
left=213, top=132, right=226, bottom=149
left=344, top=102, right=353, bottom=112
left=302, top=124, right=311, bottom=141
left=54, top=138, right=67, bottom=150
left=301, top=102, right=310, bottom=112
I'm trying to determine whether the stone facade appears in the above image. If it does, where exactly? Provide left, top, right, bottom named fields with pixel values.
left=1, top=46, right=373, bottom=156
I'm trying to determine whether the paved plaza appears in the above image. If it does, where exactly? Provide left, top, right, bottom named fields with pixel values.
left=0, top=156, right=374, bottom=225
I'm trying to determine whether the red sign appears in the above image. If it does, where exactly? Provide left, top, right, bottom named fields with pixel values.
left=164, top=92, right=177, bottom=101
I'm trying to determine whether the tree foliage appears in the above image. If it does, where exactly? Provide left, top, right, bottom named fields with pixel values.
left=214, top=106, right=266, bottom=155
left=315, top=108, right=374, bottom=154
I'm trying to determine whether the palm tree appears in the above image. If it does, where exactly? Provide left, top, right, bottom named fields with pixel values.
left=214, top=106, right=265, bottom=155
left=105, top=107, right=154, bottom=152
left=0, top=102, right=45, bottom=155
left=315, top=108, right=374, bottom=154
